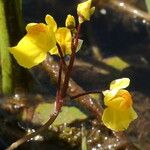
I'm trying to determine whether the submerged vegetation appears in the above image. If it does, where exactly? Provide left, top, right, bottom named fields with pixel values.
left=0, top=0, right=150, bottom=150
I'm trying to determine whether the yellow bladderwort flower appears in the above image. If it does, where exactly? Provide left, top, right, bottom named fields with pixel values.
left=10, top=20, right=56, bottom=68
left=46, top=14, right=83, bottom=56
left=102, top=78, right=138, bottom=131
left=45, top=15, right=72, bottom=56
left=77, top=0, right=95, bottom=24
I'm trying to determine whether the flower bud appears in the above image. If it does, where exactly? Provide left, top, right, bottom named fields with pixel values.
left=77, top=0, right=95, bottom=24
left=65, top=14, right=76, bottom=29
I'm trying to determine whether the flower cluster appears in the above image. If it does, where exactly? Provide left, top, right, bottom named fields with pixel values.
left=102, top=78, right=138, bottom=131
left=10, top=15, right=72, bottom=68
left=9, top=0, right=138, bottom=132
left=10, top=0, right=95, bottom=68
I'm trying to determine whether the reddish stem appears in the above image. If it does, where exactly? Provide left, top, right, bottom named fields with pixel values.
left=57, top=60, right=62, bottom=91
left=57, top=43, right=67, bottom=67
left=61, top=24, right=81, bottom=98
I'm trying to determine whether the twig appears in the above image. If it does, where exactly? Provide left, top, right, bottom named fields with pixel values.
left=61, top=24, right=81, bottom=98
left=6, top=109, right=59, bottom=150
left=71, top=90, right=101, bottom=99
left=57, top=60, right=63, bottom=91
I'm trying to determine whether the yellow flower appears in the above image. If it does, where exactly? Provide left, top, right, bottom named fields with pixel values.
left=65, top=14, right=76, bottom=29
left=77, top=0, right=95, bottom=24
left=55, top=27, right=72, bottom=55
left=45, top=15, right=72, bottom=56
left=10, top=20, right=56, bottom=68
left=45, top=14, right=82, bottom=56
left=102, top=78, right=138, bottom=131
left=10, top=14, right=82, bottom=68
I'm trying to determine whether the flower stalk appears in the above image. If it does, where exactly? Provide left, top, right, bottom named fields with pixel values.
left=61, top=24, right=81, bottom=98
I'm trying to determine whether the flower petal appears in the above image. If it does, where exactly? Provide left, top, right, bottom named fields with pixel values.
left=77, top=0, right=92, bottom=20
left=105, top=90, right=133, bottom=110
left=55, top=27, right=72, bottom=55
left=25, top=23, right=56, bottom=51
left=45, top=15, right=57, bottom=32
left=77, top=0, right=95, bottom=23
left=26, top=23, right=37, bottom=31
left=102, top=107, right=138, bottom=131
left=103, top=89, right=118, bottom=105
left=10, top=23, right=56, bottom=68
left=49, top=45, right=58, bottom=55
left=76, top=39, right=83, bottom=52
left=10, top=36, right=47, bottom=68
left=110, top=78, right=130, bottom=90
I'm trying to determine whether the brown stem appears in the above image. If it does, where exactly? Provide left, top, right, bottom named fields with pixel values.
left=6, top=58, right=64, bottom=150
left=71, top=90, right=101, bottom=99
left=6, top=109, right=59, bottom=150
left=42, top=56, right=103, bottom=118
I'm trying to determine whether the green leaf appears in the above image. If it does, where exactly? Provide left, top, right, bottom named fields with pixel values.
left=103, top=56, right=129, bottom=71
left=29, top=103, right=87, bottom=126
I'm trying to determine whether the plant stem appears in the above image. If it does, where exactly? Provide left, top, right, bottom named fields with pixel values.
left=6, top=23, right=82, bottom=150
left=61, top=24, right=81, bottom=98
left=14, top=0, right=23, bottom=33
left=42, top=57, right=103, bottom=117
left=6, top=98, right=60, bottom=150
left=57, top=60, right=63, bottom=91
left=71, top=90, right=101, bottom=99
left=57, top=43, right=67, bottom=68
left=0, top=0, right=12, bottom=94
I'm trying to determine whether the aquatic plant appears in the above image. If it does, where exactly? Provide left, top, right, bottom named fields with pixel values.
left=6, top=0, right=138, bottom=149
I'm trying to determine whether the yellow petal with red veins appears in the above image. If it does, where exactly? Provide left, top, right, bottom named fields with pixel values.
left=102, top=107, right=138, bottom=131
left=26, top=23, right=56, bottom=51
